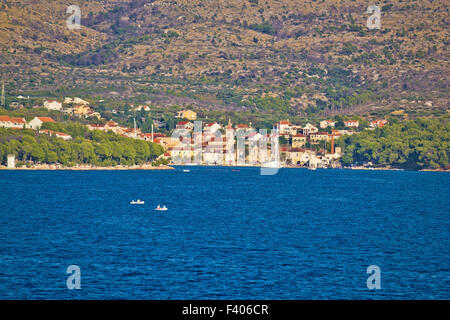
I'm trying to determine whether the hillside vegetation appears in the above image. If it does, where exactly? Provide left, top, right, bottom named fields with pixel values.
left=0, top=123, right=164, bottom=166
left=339, top=116, right=450, bottom=170
left=0, top=0, right=448, bottom=119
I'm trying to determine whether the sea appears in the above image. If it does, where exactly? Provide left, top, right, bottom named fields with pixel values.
left=0, top=167, right=448, bottom=299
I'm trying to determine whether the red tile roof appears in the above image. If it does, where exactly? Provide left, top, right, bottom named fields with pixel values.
left=37, top=117, right=56, bottom=123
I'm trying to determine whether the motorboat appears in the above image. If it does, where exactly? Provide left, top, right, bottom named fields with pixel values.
left=183, top=169, right=190, bottom=172
left=155, top=205, right=168, bottom=211
left=130, top=199, right=145, bottom=204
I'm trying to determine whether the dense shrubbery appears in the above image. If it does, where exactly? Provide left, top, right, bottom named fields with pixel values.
left=0, top=123, right=164, bottom=167
left=248, top=22, right=276, bottom=35
left=339, top=117, right=450, bottom=170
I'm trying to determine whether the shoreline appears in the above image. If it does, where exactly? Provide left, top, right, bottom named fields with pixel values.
left=1, top=163, right=447, bottom=172
left=171, top=163, right=449, bottom=172
left=0, top=164, right=175, bottom=170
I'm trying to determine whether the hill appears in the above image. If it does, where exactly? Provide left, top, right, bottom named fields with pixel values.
left=0, top=0, right=448, bottom=120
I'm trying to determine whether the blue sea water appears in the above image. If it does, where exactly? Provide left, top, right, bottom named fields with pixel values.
left=0, top=167, right=449, bottom=300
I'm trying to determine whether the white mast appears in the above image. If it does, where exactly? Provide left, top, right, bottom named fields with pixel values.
left=151, top=123, right=154, bottom=143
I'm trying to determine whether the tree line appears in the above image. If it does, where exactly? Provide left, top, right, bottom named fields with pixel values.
left=338, top=117, right=449, bottom=170
left=0, top=123, right=164, bottom=167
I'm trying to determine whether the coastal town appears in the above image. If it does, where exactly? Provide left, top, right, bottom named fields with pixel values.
left=0, top=97, right=390, bottom=169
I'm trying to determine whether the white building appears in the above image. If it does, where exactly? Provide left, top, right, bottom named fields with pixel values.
left=73, top=97, right=89, bottom=105
left=320, top=120, right=336, bottom=128
left=7, top=154, right=15, bottom=168
left=40, top=129, right=72, bottom=141
left=134, top=105, right=150, bottom=112
left=176, top=121, right=194, bottom=131
left=204, top=122, right=222, bottom=134
left=344, top=120, right=359, bottom=128
left=275, top=120, right=293, bottom=135
left=28, top=117, right=56, bottom=130
left=302, top=123, right=318, bottom=135
left=43, top=100, right=62, bottom=111
left=0, top=116, right=27, bottom=129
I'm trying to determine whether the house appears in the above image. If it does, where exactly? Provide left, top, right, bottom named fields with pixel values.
left=176, top=121, right=194, bottom=131
left=302, top=123, right=318, bottom=135
left=134, top=105, right=150, bottom=112
left=64, top=97, right=73, bottom=104
left=370, top=120, right=387, bottom=128
left=73, top=104, right=92, bottom=116
left=310, top=132, right=330, bottom=142
left=320, top=120, right=336, bottom=128
left=337, top=129, right=355, bottom=136
left=158, top=137, right=183, bottom=150
left=10, top=102, right=24, bottom=109
left=286, top=148, right=307, bottom=165
left=203, top=136, right=226, bottom=164
left=28, top=117, right=56, bottom=130
left=275, top=120, right=293, bottom=135
left=0, top=116, right=27, bottom=129
left=43, top=100, right=62, bottom=111
left=140, top=132, right=167, bottom=142
left=40, top=129, right=72, bottom=141
left=204, top=122, right=222, bottom=133
left=292, top=134, right=307, bottom=148
left=235, top=124, right=250, bottom=131
left=290, top=125, right=303, bottom=135
left=176, top=109, right=197, bottom=120
left=85, top=110, right=101, bottom=119
left=73, top=97, right=89, bottom=105
left=344, top=120, right=359, bottom=128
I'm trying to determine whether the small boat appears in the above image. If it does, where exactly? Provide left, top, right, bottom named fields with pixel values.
left=155, top=205, right=168, bottom=211
left=308, top=166, right=317, bottom=171
left=130, top=199, right=145, bottom=204
left=182, top=169, right=190, bottom=172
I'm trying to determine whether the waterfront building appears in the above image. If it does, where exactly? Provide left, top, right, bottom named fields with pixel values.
left=7, top=154, right=15, bottom=168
